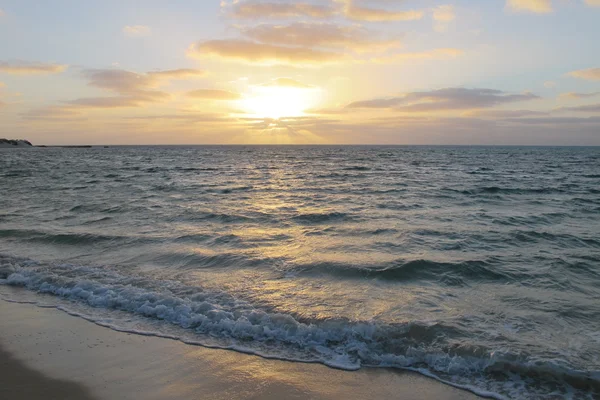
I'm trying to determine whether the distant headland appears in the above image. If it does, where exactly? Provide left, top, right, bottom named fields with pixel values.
left=0, top=139, right=33, bottom=148
left=0, top=139, right=95, bottom=148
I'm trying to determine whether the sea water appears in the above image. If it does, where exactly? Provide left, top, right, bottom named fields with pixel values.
left=1, top=146, right=599, bottom=399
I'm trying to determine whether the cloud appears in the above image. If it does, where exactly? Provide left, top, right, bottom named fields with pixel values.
left=65, top=68, right=204, bottom=110
left=347, top=88, right=540, bottom=111
left=82, top=68, right=203, bottom=94
left=258, top=78, right=316, bottom=89
left=68, top=97, right=153, bottom=108
left=506, top=0, right=552, bottom=13
left=464, top=109, right=548, bottom=118
left=544, top=81, right=556, bottom=88
left=559, top=92, right=600, bottom=100
left=343, top=1, right=425, bottom=21
left=21, top=106, right=84, bottom=120
left=568, top=68, right=600, bottom=81
left=372, top=48, right=464, bottom=63
left=0, top=82, right=5, bottom=107
left=186, top=89, right=242, bottom=100
left=123, top=25, right=151, bottom=37
left=188, top=39, right=344, bottom=65
left=148, top=68, right=207, bottom=79
left=0, top=9, right=4, bottom=17
left=83, top=69, right=157, bottom=93
left=227, top=1, right=337, bottom=19
left=555, top=103, right=600, bottom=113
left=125, top=113, right=235, bottom=123
left=504, top=116, right=600, bottom=125
left=585, top=0, right=600, bottom=6
left=432, top=5, right=455, bottom=32
left=305, top=107, right=351, bottom=115
left=147, top=69, right=207, bottom=79
left=240, top=22, right=401, bottom=52
left=0, top=61, right=67, bottom=75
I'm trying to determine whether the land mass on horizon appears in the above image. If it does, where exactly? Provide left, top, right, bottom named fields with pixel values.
left=0, top=139, right=33, bottom=148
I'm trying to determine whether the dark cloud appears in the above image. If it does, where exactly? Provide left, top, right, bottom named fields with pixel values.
left=504, top=116, right=600, bottom=125
left=555, top=103, right=600, bottom=113
left=64, top=68, right=205, bottom=109
left=559, top=92, right=600, bottom=100
left=22, top=106, right=84, bottom=120
left=347, top=88, right=540, bottom=112
left=465, top=110, right=549, bottom=118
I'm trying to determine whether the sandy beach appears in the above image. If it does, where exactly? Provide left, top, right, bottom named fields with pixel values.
left=0, top=295, right=481, bottom=400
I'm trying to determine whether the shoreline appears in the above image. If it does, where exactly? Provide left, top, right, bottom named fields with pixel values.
left=0, top=296, right=481, bottom=400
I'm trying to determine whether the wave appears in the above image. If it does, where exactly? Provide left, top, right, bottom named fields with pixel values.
left=490, top=213, right=568, bottom=227
left=448, top=186, right=568, bottom=196
left=341, top=166, right=371, bottom=171
left=0, top=254, right=597, bottom=399
left=292, top=212, right=352, bottom=224
left=0, top=229, right=135, bottom=246
left=510, top=230, right=600, bottom=249
left=294, top=258, right=509, bottom=286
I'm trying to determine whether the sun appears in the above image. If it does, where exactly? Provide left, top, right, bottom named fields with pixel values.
left=240, top=87, right=319, bottom=120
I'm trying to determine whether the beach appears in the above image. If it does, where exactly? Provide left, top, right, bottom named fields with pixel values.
left=0, top=295, right=480, bottom=400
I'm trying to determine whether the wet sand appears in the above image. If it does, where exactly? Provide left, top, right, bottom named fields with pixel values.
left=0, top=298, right=481, bottom=400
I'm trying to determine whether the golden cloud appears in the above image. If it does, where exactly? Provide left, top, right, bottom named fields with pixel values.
left=568, top=68, right=600, bottom=81
left=186, top=89, right=242, bottom=100
left=188, top=39, right=345, bottom=65
left=433, top=5, right=456, bottom=22
left=0, top=61, right=67, bottom=75
left=68, top=96, right=166, bottom=108
left=240, top=22, right=402, bottom=52
left=432, top=5, right=455, bottom=32
left=148, top=69, right=207, bottom=79
left=228, top=1, right=337, bottom=19
left=343, top=1, right=424, bottom=21
left=585, top=0, right=600, bottom=6
left=506, top=0, right=552, bottom=14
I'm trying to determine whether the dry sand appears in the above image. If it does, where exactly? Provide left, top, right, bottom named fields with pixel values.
left=0, top=296, right=481, bottom=400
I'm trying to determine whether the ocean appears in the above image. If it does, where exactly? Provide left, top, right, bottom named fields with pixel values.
left=1, top=145, right=599, bottom=399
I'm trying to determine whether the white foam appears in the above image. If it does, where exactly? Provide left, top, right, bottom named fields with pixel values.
left=1, top=255, right=597, bottom=400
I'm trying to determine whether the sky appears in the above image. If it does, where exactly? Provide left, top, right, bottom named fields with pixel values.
left=0, top=0, right=599, bottom=145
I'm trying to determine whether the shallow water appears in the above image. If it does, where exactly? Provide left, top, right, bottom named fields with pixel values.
left=1, top=146, right=599, bottom=399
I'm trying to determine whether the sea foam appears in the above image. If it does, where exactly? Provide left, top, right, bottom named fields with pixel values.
left=1, top=255, right=597, bottom=400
